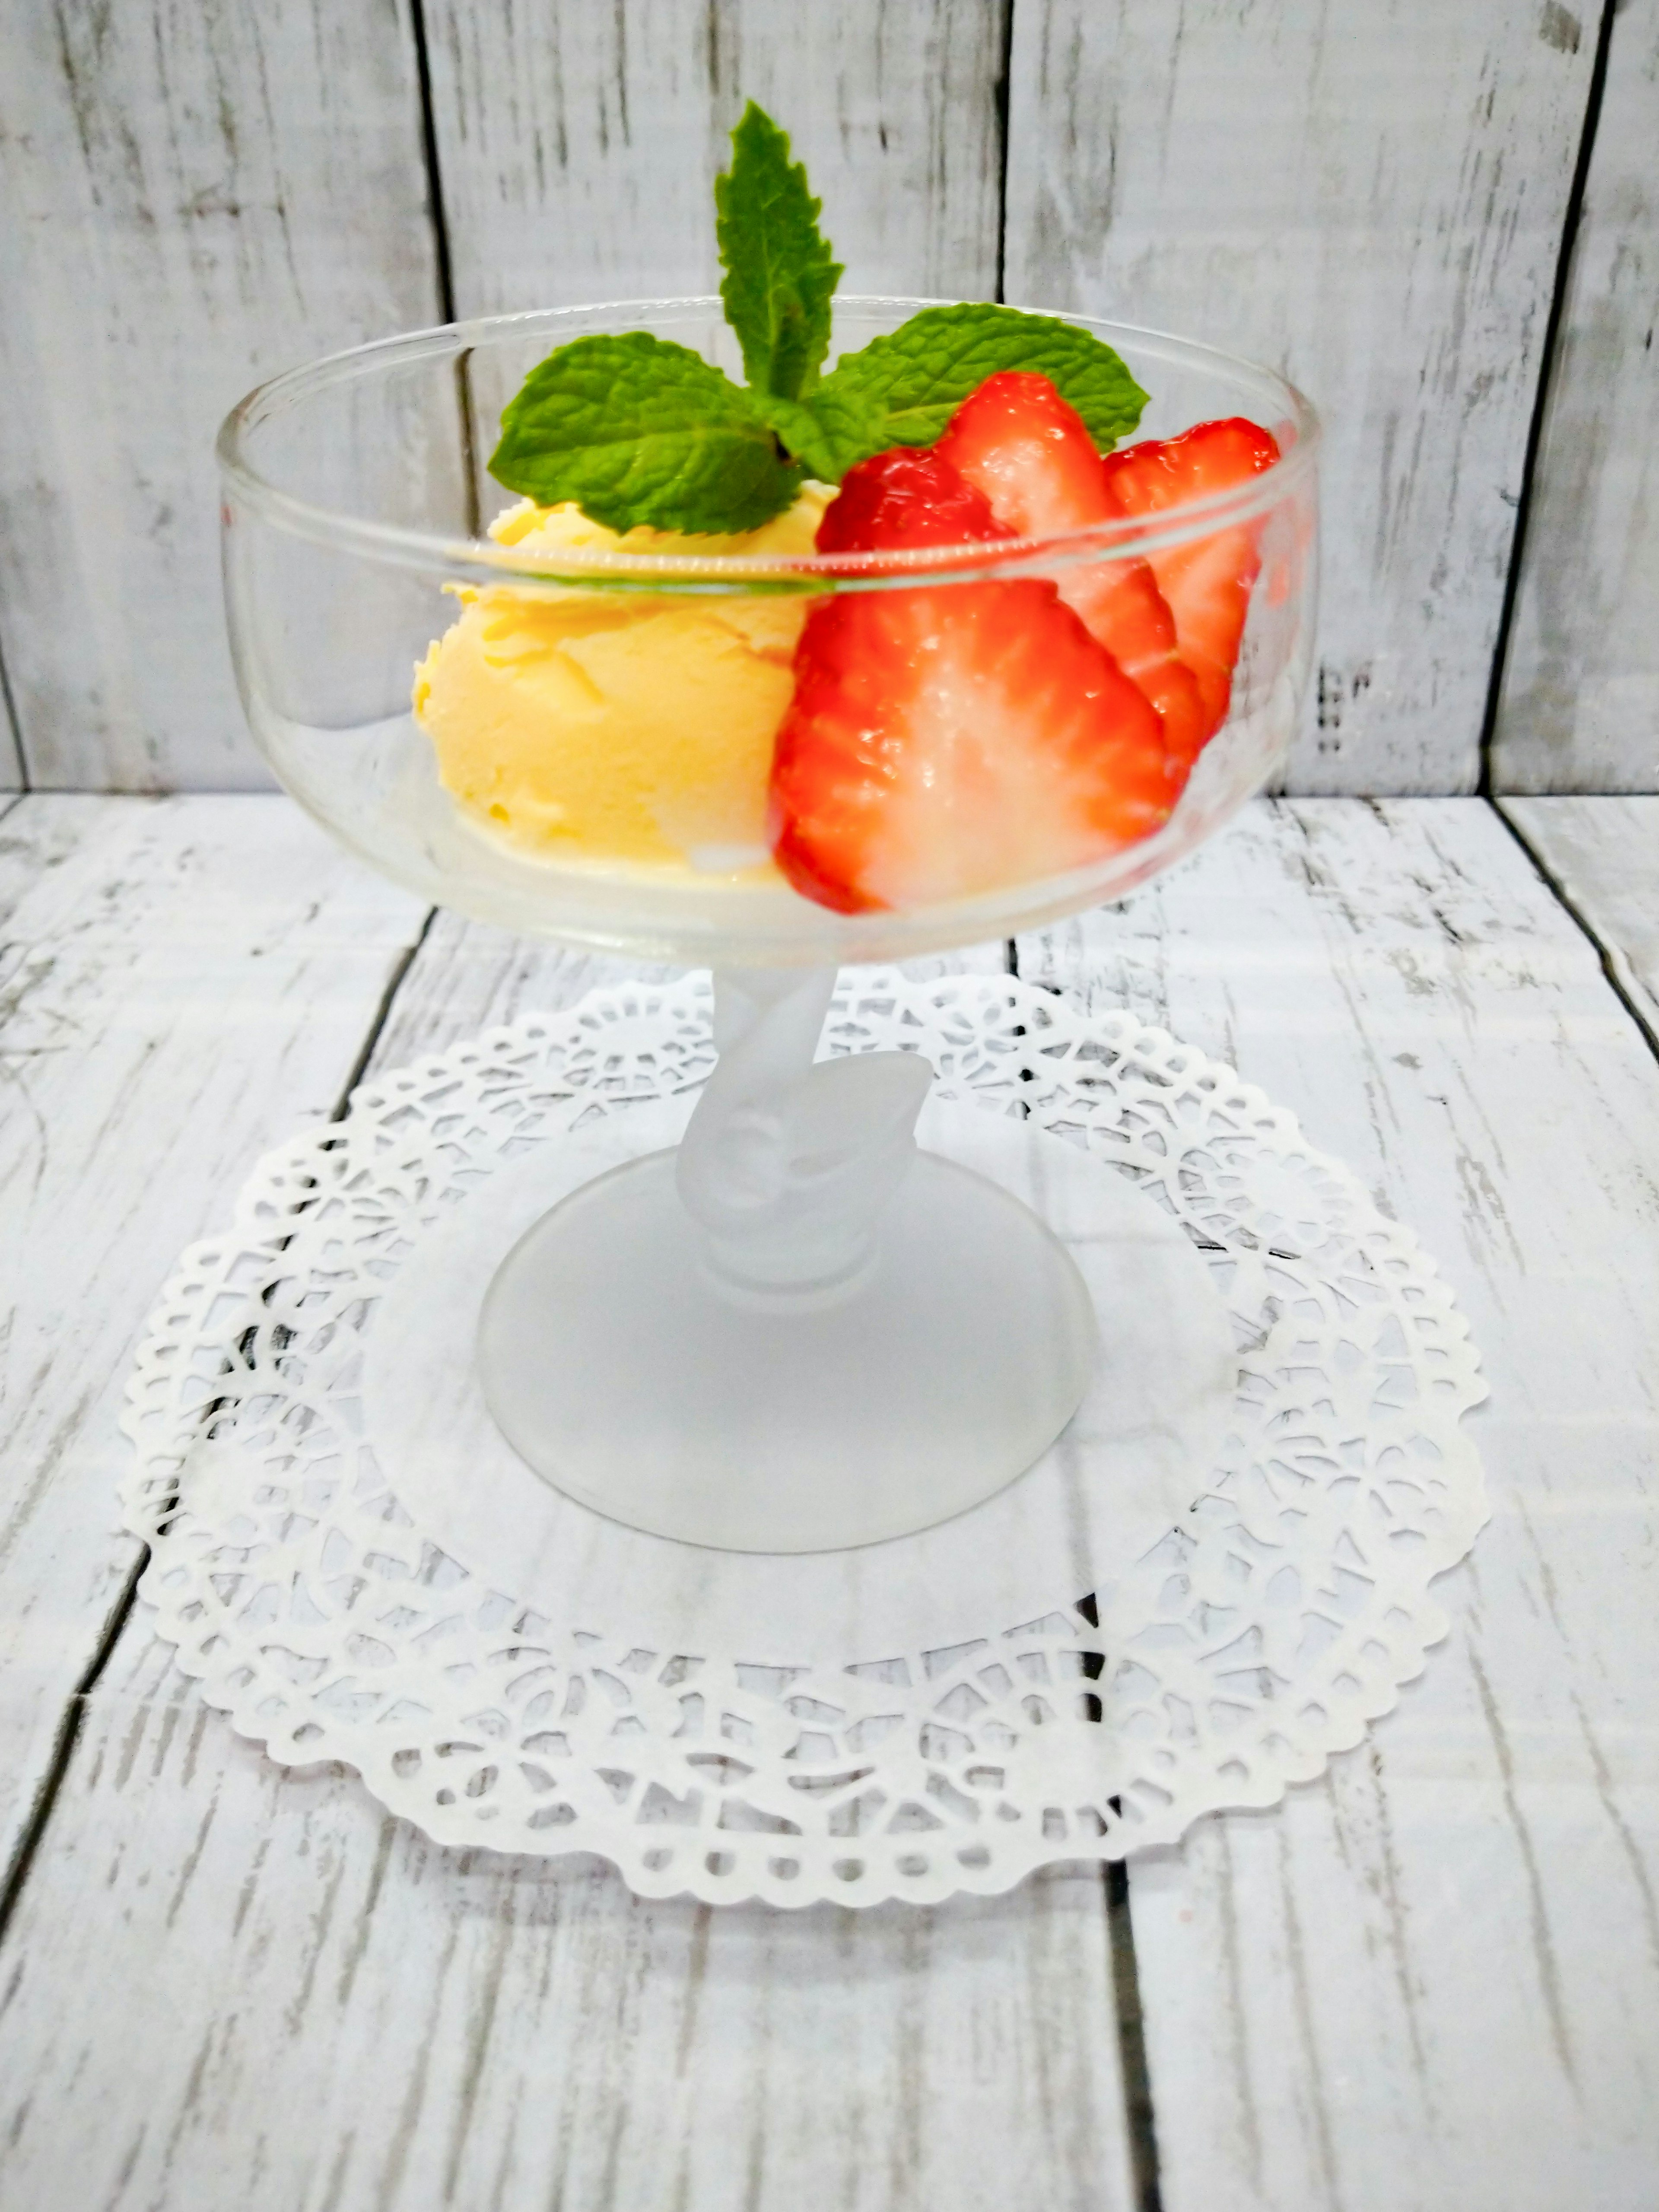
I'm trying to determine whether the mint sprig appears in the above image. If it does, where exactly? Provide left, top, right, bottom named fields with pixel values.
left=487, top=105, right=1150, bottom=535
left=716, top=102, right=842, bottom=402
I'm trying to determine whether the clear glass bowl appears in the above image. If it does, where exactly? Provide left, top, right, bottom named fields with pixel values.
left=218, top=300, right=1320, bottom=1556
left=218, top=297, right=1319, bottom=969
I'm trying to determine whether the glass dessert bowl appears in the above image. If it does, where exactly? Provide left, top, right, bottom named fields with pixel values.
left=219, top=297, right=1319, bottom=1554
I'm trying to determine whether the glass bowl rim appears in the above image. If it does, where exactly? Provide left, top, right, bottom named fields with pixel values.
left=216, top=295, right=1321, bottom=589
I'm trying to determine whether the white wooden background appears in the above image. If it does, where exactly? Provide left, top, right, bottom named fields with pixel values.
left=0, top=0, right=1653, bottom=797
left=1491, top=0, right=1659, bottom=791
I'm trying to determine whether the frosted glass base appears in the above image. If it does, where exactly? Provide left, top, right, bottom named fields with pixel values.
left=362, top=1087, right=1236, bottom=1660
left=478, top=1145, right=1098, bottom=1553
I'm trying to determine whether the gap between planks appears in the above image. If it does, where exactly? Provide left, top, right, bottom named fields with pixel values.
left=1497, top=797, right=1659, bottom=1060
left=1018, top=798, right=1659, bottom=2211
left=0, top=894, right=442, bottom=1942
left=0, top=795, right=431, bottom=1914
left=344, top=907, right=1169, bottom=2206
left=0, top=860, right=1157, bottom=2211
left=0, top=655, right=25, bottom=795
left=1478, top=0, right=1621, bottom=795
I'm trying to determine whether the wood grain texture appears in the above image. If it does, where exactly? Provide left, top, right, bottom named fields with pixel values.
left=0, top=796, right=427, bottom=1883
left=0, top=653, right=22, bottom=791
left=1004, top=1, right=1599, bottom=795
left=0, top=1641, right=1135, bottom=2212
left=0, top=0, right=441, bottom=790
left=424, top=0, right=1011, bottom=504
left=1502, top=793, right=1659, bottom=1043
left=364, top=909, right=1007, bottom=1076
left=425, top=0, right=1009, bottom=318
left=1492, top=0, right=1659, bottom=791
left=1019, top=798, right=1659, bottom=2208
left=6, top=799, right=1656, bottom=2206
left=0, top=910, right=1139, bottom=2212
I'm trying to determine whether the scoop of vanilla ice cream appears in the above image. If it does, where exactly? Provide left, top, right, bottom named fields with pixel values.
left=413, top=490, right=830, bottom=872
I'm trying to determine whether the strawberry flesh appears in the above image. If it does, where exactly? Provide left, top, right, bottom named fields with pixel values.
left=935, top=372, right=1208, bottom=767
left=932, top=370, right=1111, bottom=538
left=814, top=444, right=1011, bottom=554
left=1101, top=418, right=1281, bottom=739
left=769, top=448, right=1174, bottom=915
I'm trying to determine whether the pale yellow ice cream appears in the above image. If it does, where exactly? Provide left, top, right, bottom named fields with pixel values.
left=413, top=490, right=830, bottom=872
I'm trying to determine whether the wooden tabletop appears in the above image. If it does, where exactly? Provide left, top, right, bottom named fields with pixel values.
left=0, top=791, right=1656, bottom=2212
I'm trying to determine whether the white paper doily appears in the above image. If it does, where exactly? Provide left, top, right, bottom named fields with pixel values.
left=121, top=969, right=1488, bottom=1907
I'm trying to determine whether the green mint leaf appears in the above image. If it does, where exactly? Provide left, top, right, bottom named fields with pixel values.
left=488, top=331, right=801, bottom=534
left=753, top=386, right=888, bottom=485
left=817, top=303, right=1150, bottom=460
left=715, top=101, right=842, bottom=402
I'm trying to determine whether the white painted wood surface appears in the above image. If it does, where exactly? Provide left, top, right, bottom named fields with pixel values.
left=0, top=1, right=441, bottom=790
left=1003, top=0, right=1601, bottom=795
left=423, top=0, right=1012, bottom=502
left=0, top=882, right=1139, bottom=2212
left=0, top=677, right=21, bottom=793
left=0, top=1644, right=1135, bottom=2212
left=1018, top=799, right=1659, bottom=2209
left=0, top=798, right=426, bottom=1884
left=1502, top=794, right=1659, bottom=1043
left=0, top=795, right=1655, bottom=2207
left=424, top=0, right=1008, bottom=316
left=366, top=908, right=1003, bottom=1075
left=1493, top=0, right=1659, bottom=792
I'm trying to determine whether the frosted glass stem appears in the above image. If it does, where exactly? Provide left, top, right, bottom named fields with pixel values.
left=674, top=967, right=933, bottom=1303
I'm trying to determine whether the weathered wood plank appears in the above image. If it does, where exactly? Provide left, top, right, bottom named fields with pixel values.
left=0, top=908, right=1138, bottom=2212
left=366, top=909, right=1007, bottom=1074
left=1501, top=794, right=1659, bottom=1043
left=0, top=796, right=427, bottom=1881
left=0, top=660, right=21, bottom=791
left=423, top=0, right=1010, bottom=512
left=13, top=797, right=1655, bottom=2206
left=366, top=910, right=665, bottom=1070
left=0, top=2, right=441, bottom=789
left=0, top=1639, right=1135, bottom=2212
left=423, top=0, right=1007, bottom=318
left=1004, top=3, right=1600, bottom=795
left=1019, top=798, right=1659, bottom=2208
left=1492, top=0, right=1659, bottom=792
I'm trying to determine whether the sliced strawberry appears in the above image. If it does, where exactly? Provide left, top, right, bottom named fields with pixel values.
left=933, top=370, right=1113, bottom=538
left=814, top=443, right=1008, bottom=554
left=769, top=448, right=1174, bottom=915
left=1101, top=418, right=1281, bottom=738
left=1065, top=560, right=1208, bottom=770
left=935, top=372, right=1208, bottom=768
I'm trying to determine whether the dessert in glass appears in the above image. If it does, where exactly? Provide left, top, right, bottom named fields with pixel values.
left=217, top=112, right=1317, bottom=1555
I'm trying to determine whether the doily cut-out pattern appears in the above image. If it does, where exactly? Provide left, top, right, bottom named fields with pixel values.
left=121, top=971, right=1487, bottom=1907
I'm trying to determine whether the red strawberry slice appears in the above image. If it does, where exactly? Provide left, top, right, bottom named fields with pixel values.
left=769, top=448, right=1175, bottom=915
left=1065, top=559, right=1209, bottom=770
left=1101, top=417, right=1281, bottom=739
left=813, top=441, right=1006, bottom=554
left=935, top=372, right=1208, bottom=768
left=932, top=370, right=1111, bottom=538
